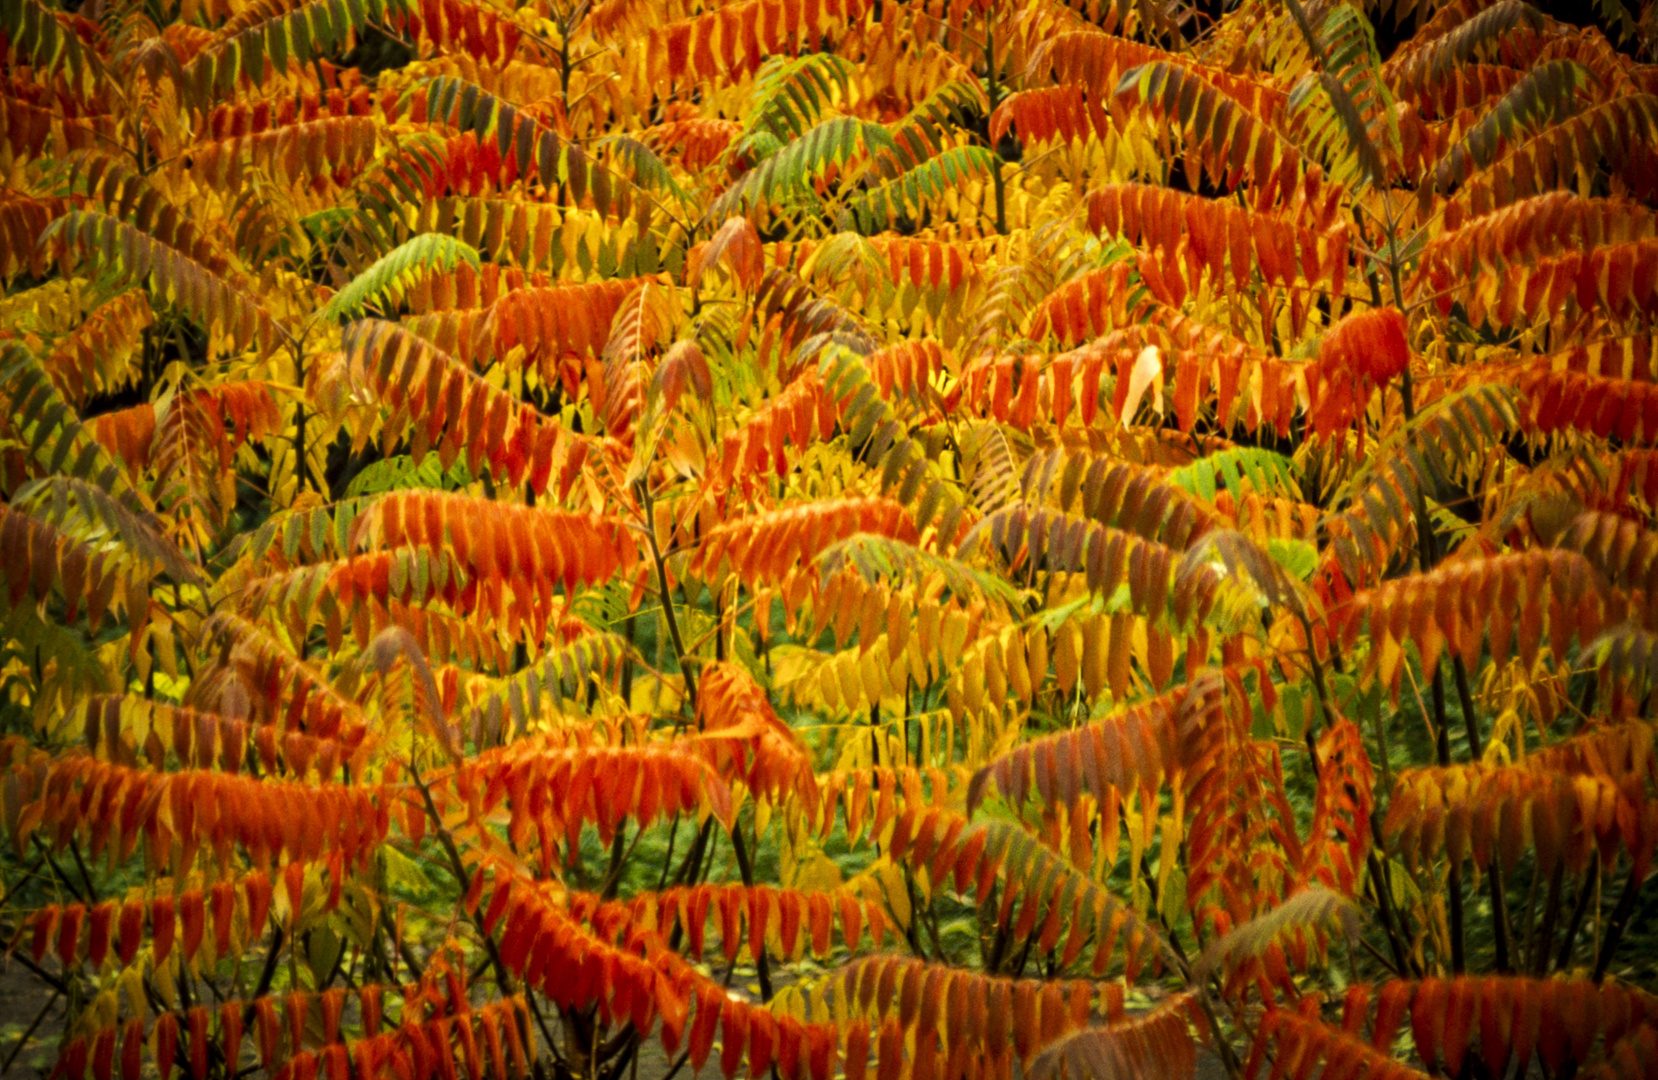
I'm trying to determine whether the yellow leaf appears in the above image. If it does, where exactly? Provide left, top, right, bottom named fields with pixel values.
left=869, top=863, right=911, bottom=930
left=792, top=850, right=844, bottom=893
left=1082, top=614, right=1106, bottom=700
left=1120, top=344, right=1163, bottom=422
left=984, top=639, right=1007, bottom=711
left=859, top=647, right=887, bottom=706
left=837, top=653, right=863, bottom=710
left=1054, top=621, right=1079, bottom=696
left=942, top=607, right=969, bottom=669
left=962, top=652, right=985, bottom=715
left=1005, top=628, right=1032, bottom=703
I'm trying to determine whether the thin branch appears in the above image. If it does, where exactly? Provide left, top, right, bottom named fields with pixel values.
left=0, top=987, right=60, bottom=1075
left=1593, top=864, right=1645, bottom=982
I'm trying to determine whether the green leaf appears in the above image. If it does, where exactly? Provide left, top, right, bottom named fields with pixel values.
left=1434, top=60, right=1587, bottom=191
left=321, top=234, right=480, bottom=322
left=381, top=845, right=434, bottom=894
left=345, top=452, right=476, bottom=495
left=1267, top=537, right=1318, bottom=582
left=709, top=116, right=898, bottom=222
left=1168, top=448, right=1301, bottom=501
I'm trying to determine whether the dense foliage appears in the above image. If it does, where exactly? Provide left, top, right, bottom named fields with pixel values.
left=3, top=0, right=1658, bottom=1077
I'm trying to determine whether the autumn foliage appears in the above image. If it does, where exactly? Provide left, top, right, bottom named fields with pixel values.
left=3, top=0, right=1658, bottom=1078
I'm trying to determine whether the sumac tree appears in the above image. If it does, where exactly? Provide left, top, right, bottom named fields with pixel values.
left=2, top=0, right=1657, bottom=1078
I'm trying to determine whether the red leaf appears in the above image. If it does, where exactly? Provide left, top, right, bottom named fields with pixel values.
left=156, top=1012, right=180, bottom=1080
left=689, top=984, right=722, bottom=1073
left=720, top=1003, right=749, bottom=1079
left=88, top=901, right=114, bottom=969
left=180, top=890, right=205, bottom=961
left=92, top=1024, right=116, bottom=1080
left=188, top=1007, right=210, bottom=1080
left=119, top=1019, right=143, bottom=1080
left=57, top=903, right=85, bottom=968
left=843, top=1021, right=870, bottom=1080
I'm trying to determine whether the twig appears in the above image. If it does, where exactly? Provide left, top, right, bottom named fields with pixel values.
left=0, top=987, right=61, bottom=1075
left=1554, top=862, right=1598, bottom=973
left=407, top=760, right=562, bottom=1067
left=1593, top=864, right=1645, bottom=982
left=241, top=926, right=285, bottom=1026
left=728, top=823, right=774, bottom=1002
left=67, top=840, right=100, bottom=903
left=636, top=482, right=698, bottom=711
left=1531, top=869, right=1558, bottom=975
left=10, top=944, right=70, bottom=994
left=1300, top=626, right=1417, bottom=976
left=32, top=836, right=92, bottom=906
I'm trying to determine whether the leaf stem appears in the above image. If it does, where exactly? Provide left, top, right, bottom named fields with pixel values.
left=637, top=482, right=698, bottom=711
left=1593, top=863, right=1645, bottom=982
left=408, top=759, right=562, bottom=1071
left=728, top=821, right=774, bottom=1001
left=0, top=987, right=60, bottom=1076
left=1555, top=861, right=1598, bottom=972
left=1531, top=862, right=1564, bottom=975
left=1298, top=617, right=1418, bottom=976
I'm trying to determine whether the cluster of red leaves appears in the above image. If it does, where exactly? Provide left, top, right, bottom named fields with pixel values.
left=1030, top=998, right=1201, bottom=1080
left=645, top=117, right=744, bottom=174
left=646, top=0, right=872, bottom=87
left=1025, top=265, right=1141, bottom=348
left=1329, top=550, right=1617, bottom=687
left=1366, top=977, right=1658, bottom=1077
left=1385, top=761, right=1658, bottom=878
left=202, top=85, right=385, bottom=140
left=1182, top=673, right=1301, bottom=936
left=1296, top=720, right=1375, bottom=896
left=447, top=743, right=733, bottom=858
left=81, top=695, right=371, bottom=783
left=1526, top=721, right=1655, bottom=784
left=0, top=506, right=126, bottom=632
left=0, top=189, right=67, bottom=279
left=835, top=955, right=1132, bottom=1075
left=1431, top=238, right=1658, bottom=328
left=392, top=0, right=529, bottom=65
left=1086, top=184, right=1351, bottom=295
left=399, top=262, right=556, bottom=319
left=804, top=765, right=954, bottom=844
left=696, top=662, right=819, bottom=805
left=710, top=371, right=839, bottom=499
left=972, top=308, right=1304, bottom=437
left=866, top=340, right=950, bottom=409
left=39, top=290, right=151, bottom=405
left=0, top=98, right=83, bottom=162
left=1, top=754, right=390, bottom=874
left=1247, top=1008, right=1427, bottom=1080
left=989, top=85, right=1111, bottom=147
left=967, top=684, right=1201, bottom=814
left=191, top=114, right=380, bottom=191
left=475, top=278, right=648, bottom=371
left=353, top=491, right=636, bottom=608
left=92, top=381, right=280, bottom=482
left=202, top=614, right=370, bottom=750
left=1510, top=363, right=1658, bottom=443
left=582, top=881, right=890, bottom=963
left=869, top=237, right=982, bottom=294
left=307, top=548, right=462, bottom=624
left=61, top=956, right=536, bottom=1080
left=21, top=870, right=275, bottom=970
left=1304, top=309, right=1411, bottom=438
left=691, top=497, right=918, bottom=584
left=342, top=321, right=612, bottom=501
